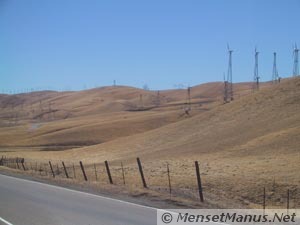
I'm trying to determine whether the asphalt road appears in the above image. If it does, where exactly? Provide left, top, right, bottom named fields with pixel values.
left=0, top=174, right=157, bottom=225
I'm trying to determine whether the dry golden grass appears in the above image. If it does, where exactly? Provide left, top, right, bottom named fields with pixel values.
left=0, top=81, right=264, bottom=148
left=1, top=78, right=299, bottom=208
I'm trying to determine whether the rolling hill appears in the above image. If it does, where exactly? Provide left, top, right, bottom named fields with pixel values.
left=0, top=80, right=270, bottom=149
left=0, top=78, right=299, bottom=208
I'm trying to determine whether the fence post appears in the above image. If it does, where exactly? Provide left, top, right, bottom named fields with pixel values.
left=21, top=159, right=26, bottom=171
left=105, top=160, right=113, bottom=184
left=287, top=189, right=290, bottom=214
left=93, top=163, right=98, bottom=181
left=62, top=161, right=69, bottom=178
left=167, top=163, right=172, bottom=197
left=56, top=164, right=60, bottom=175
left=80, top=161, right=88, bottom=181
left=44, top=164, right=48, bottom=176
left=121, top=162, right=126, bottom=185
left=16, top=157, right=20, bottom=170
left=137, top=157, right=147, bottom=188
left=49, top=161, right=55, bottom=178
left=39, top=163, right=42, bottom=175
left=73, top=163, right=76, bottom=179
left=195, top=161, right=204, bottom=202
left=263, top=187, right=266, bottom=215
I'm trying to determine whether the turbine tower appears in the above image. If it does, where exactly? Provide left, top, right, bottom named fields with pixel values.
left=224, top=44, right=233, bottom=102
left=293, top=44, right=299, bottom=76
left=223, top=72, right=228, bottom=103
left=253, top=47, right=260, bottom=91
left=272, top=52, right=279, bottom=83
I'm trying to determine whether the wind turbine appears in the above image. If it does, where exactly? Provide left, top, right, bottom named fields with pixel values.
left=293, top=43, right=299, bottom=76
left=272, top=52, right=279, bottom=83
left=253, top=47, right=260, bottom=91
left=227, top=44, right=233, bottom=101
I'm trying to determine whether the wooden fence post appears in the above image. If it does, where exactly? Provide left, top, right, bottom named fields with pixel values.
left=16, top=157, right=20, bottom=170
left=56, top=164, right=60, bottom=175
left=62, top=161, right=69, bottom=178
left=167, top=163, right=172, bottom=197
left=287, top=189, right=290, bottom=214
left=44, top=164, right=48, bottom=176
left=80, top=161, right=88, bottom=181
left=72, top=163, right=76, bottom=179
left=263, top=187, right=266, bottom=215
left=105, top=160, right=113, bottom=184
left=21, top=159, right=26, bottom=171
left=121, top=162, right=126, bottom=185
left=93, top=163, right=98, bottom=181
left=137, top=157, right=147, bottom=188
left=39, top=163, right=42, bottom=175
left=195, top=161, right=204, bottom=202
left=49, top=161, right=55, bottom=178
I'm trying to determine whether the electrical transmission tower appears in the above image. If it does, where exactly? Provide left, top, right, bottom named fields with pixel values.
left=181, top=86, right=191, bottom=116
left=293, top=44, right=299, bottom=76
left=272, top=52, right=279, bottom=83
left=224, top=44, right=233, bottom=102
left=253, top=48, right=260, bottom=91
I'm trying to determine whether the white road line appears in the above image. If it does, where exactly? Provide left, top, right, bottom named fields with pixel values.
left=0, top=217, right=14, bottom=225
left=0, top=174, right=156, bottom=210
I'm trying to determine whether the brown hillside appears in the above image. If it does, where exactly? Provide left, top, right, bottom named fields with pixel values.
left=35, top=77, right=298, bottom=162
left=0, top=81, right=272, bottom=148
left=1, top=78, right=299, bottom=208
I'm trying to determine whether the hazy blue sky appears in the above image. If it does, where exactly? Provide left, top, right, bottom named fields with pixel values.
left=0, top=0, right=299, bottom=92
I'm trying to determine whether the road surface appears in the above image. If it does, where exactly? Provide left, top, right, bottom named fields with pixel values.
left=0, top=174, right=157, bottom=225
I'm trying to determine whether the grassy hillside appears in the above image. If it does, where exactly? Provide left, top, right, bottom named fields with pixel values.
left=18, top=77, right=296, bottom=162
left=1, top=78, right=298, bottom=208
left=0, top=81, right=269, bottom=148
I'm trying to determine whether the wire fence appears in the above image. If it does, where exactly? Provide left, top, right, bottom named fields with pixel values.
left=0, top=156, right=298, bottom=209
